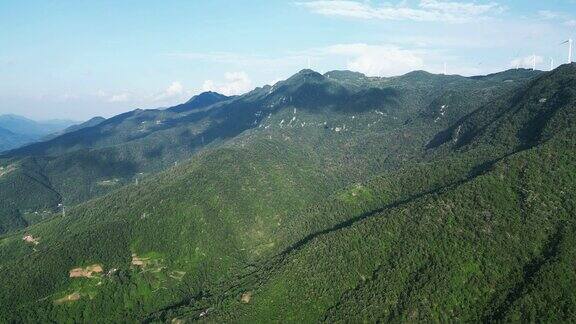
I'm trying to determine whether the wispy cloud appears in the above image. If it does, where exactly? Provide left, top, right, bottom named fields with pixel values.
left=296, top=0, right=505, bottom=23
left=536, top=9, right=576, bottom=28
left=537, top=10, right=562, bottom=20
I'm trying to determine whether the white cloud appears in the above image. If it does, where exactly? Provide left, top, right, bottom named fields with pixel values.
left=296, top=0, right=505, bottom=23
left=166, top=81, right=183, bottom=96
left=565, top=19, right=576, bottom=27
left=95, top=90, right=133, bottom=103
left=202, top=72, right=253, bottom=96
left=510, top=55, right=544, bottom=69
left=327, top=44, right=425, bottom=76
left=154, top=81, right=184, bottom=102
left=171, top=45, right=426, bottom=77
left=108, top=93, right=131, bottom=103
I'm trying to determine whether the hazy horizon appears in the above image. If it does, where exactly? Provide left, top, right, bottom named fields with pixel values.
left=1, top=0, right=575, bottom=120
left=0, top=65, right=560, bottom=123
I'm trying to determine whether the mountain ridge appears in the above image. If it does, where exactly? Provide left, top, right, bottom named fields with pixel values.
left=0, top=65, right=575, bottom=322
left=0, top=68, right=543, bottom=235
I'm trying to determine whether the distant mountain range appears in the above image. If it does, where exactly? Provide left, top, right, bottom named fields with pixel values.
left=0, top=114, right=80, bottom=152
left=0, top=65, right=575, bottom=322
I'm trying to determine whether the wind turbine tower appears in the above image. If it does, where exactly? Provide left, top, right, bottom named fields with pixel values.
left=571, top=38, right=574, bottom=63
left=532, top=54, right=537, bottom=71
left=562, top=38, right=573, bottom=63
left=550, top=57, right=554, bottom=71
left=443, top=62, right=447, bottom=75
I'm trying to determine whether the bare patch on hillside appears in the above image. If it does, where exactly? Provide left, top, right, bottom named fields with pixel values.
left=131, top=254, right=151, bottom=267
left=0, top=164, right=16, bottom=178
left=22, top=234, right=40, bottom=245
left=69, top=264, right=103, bottom=278
left=97, top=178, right=120, bottom=186
left=240, top=291, right=252, bottom=303
left=54, top=292, right=81, bottom=304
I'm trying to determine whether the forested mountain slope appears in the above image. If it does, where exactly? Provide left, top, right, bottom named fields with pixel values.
left=1, top=65, right=573, bottom=323
left=0, top=68, right=539, bottom=234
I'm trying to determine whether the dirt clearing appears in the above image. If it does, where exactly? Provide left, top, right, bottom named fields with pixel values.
left=0, top=164, right=16, bottom=178
left=131, top=254, right=151, bottom=267
left=241, top=291, right=252, bottom=303
left=69, top=264, right=103, bottom=278
left=22, top=234, right=40, bottom=245
left=54, top=292, right=81, bottom=304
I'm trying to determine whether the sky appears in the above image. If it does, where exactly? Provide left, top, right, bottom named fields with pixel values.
left=0, top=0, right=575, bottom=120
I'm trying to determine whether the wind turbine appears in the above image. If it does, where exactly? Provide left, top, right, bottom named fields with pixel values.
left=561, top=38, right=573, bottom=63
left=550, top=57, right=554, bottom=71
left=443, top=62, right=447, bottom=75
left=532, top=54, right=537, bottom=71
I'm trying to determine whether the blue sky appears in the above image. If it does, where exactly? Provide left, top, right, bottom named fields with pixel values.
left=1, top=0, right=575, bottom=120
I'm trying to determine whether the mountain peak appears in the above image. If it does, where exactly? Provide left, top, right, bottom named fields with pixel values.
left=185, top=91, right=228, bottom=104
left=401, top=70, right=434, bottom=78
left=283, top=69, right=326, bottom=85
left=168, top=91, right=230, bottom=113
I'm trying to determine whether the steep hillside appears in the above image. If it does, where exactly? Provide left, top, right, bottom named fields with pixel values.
left=428, top=64, right=576, bottom=153
left=0, top=65, right=573, bottom=322
left=0, top=69, right=539, bottom=234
